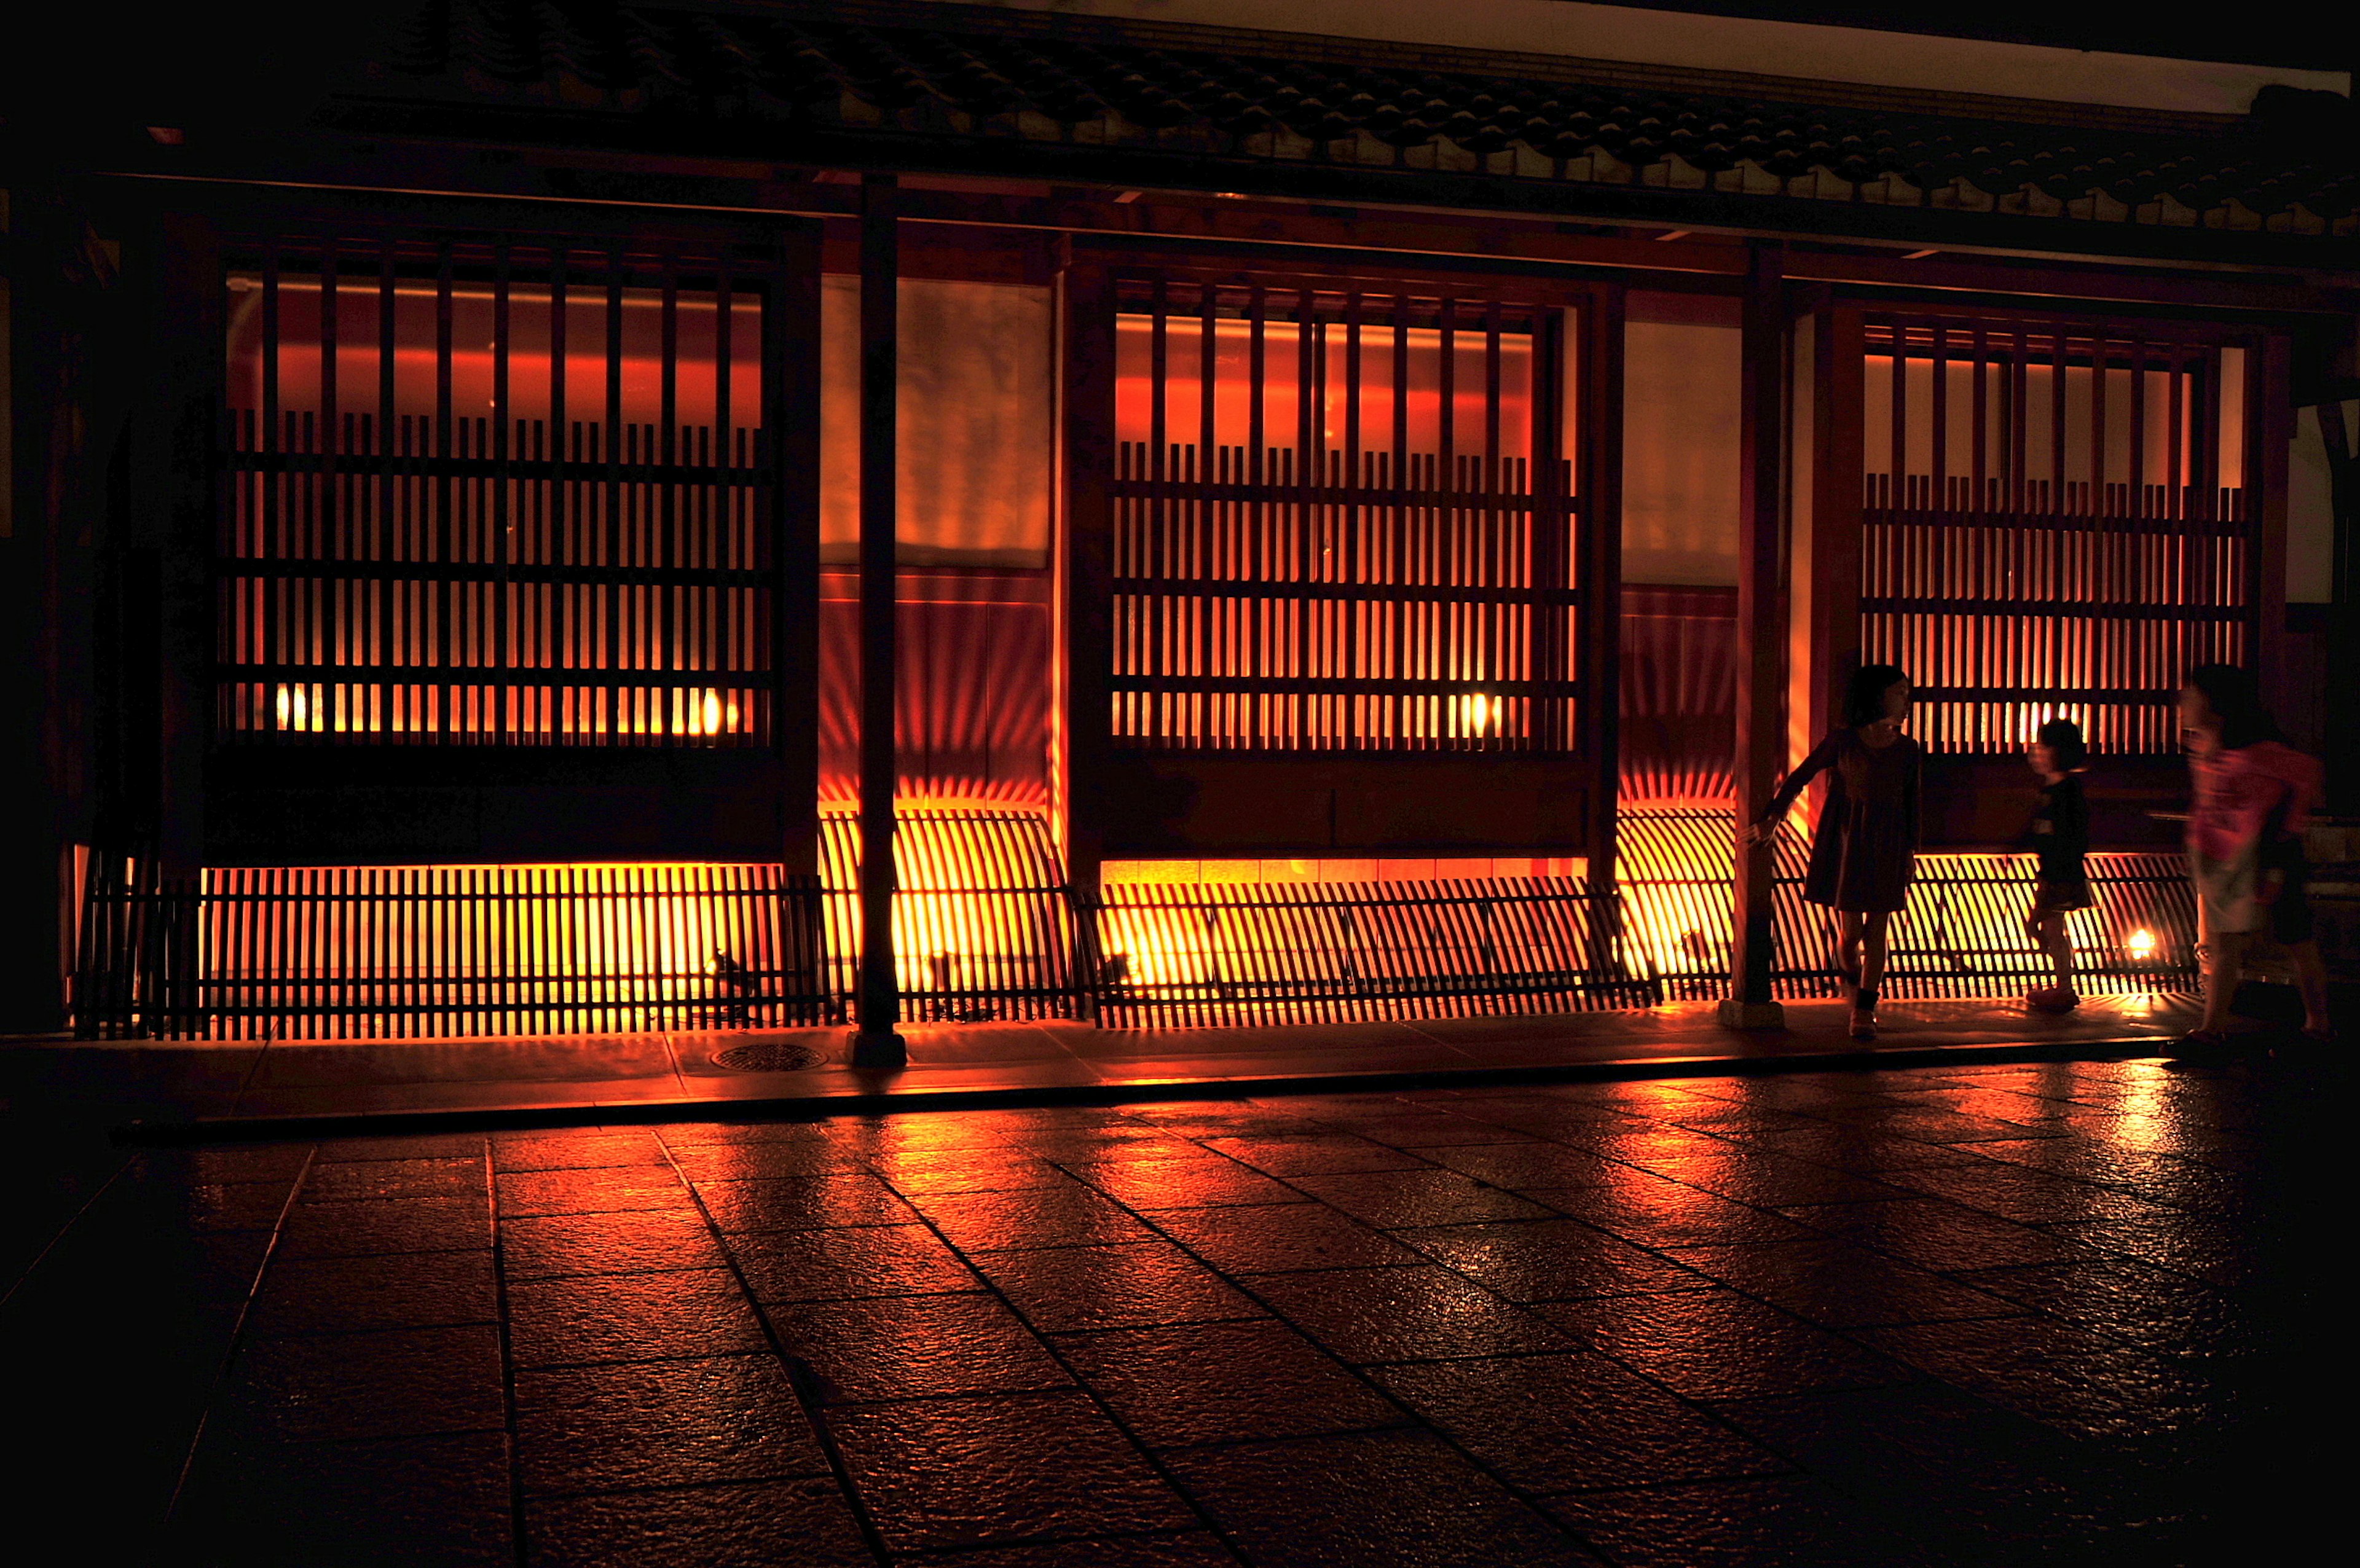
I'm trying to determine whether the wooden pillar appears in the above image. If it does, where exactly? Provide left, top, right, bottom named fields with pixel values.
left=772, top=222, right=824, bottom=880
left=1807, top=305, right=1866, bottom=759
left=853, top=174, right=905, bottom=1067
left=2320, top=395, right=2359, bottom=813
left=1575, top=285, right=1626, bottom=963
left=154, top=213, right=222, bottom=881
left=2251, top=332, right=2294, bottom=720
left=0, top=189, right=90, bottom=1032
left=1721, top=247, right=1788, bottom=1029
left=1056, top=256, right=1115, bottom=1014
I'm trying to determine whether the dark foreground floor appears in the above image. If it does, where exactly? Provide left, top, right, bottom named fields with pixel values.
left=7, top=1056, right=2333, bottom=1566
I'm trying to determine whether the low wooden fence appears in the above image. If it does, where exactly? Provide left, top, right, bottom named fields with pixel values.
left=73, top=809, right=2196, bottom=1039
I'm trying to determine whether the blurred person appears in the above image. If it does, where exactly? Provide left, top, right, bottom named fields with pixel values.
left=2023, top=718, right=2090, bottom=1013
left=2177, top=664, right=2332, bottom=1053
left=1747, top=664, right=1922, bottom=1042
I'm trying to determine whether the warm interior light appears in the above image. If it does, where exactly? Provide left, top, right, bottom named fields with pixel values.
left=190, top=861, right=806, bottom=1040
left=2127, top=928, right=2157, bottom=960
left=273, top=686, right=324, bottom=732
left=677, top=690, right=730, bottom=737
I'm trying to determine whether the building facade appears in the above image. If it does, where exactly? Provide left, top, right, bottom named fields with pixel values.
left=9, top=0, right=2355, bottom=1038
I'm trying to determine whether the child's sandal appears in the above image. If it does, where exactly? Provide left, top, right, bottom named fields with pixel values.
left=2169, top=1028, right=2236, bottom=1062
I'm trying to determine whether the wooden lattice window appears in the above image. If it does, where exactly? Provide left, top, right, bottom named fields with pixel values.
left=218, top=239, right=789, bottom=747
left=1109, top=277, right=1576, bottom=752
left=1860, top=313, right=2252, bottom=756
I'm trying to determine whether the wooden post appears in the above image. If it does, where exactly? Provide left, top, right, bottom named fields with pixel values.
left=2251, top=332, right=2293, bottom=722
left=154, top=213, right=223, bottom=882
left=1721, top=246, right=1788, bottom=1029
left=2319, top=395, right=2359, bottom=813
left=769, top=220, right=827, bottom=1014
left=771, top=222, right=825, bottom=881
left=1056, top=254, right=1115, bottom=1016
left=853, top=174, right=905, bottom=1067
left=1576, top=284, right=1626, bottom=971
left=1807, top=305, right=1866, bottom=758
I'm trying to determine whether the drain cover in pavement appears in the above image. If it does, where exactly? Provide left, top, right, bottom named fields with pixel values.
left=710, top=1041, right=827, bottom=1073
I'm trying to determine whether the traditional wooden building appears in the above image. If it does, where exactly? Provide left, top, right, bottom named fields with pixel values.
left=10, top=0, right=2355, bottom=1044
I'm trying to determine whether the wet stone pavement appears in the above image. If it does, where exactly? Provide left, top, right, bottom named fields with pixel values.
left=9, top=1057, right=2332, bottom=1566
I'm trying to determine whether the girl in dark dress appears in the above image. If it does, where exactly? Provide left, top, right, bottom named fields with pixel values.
left=2022, top=718, right=2090, bottom=1013
left=1745, top=664, right=1922, bottom=1041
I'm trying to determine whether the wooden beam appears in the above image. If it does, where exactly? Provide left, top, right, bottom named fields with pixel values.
left=95, top=168, right=2359, bottom=321
left=854, top=173, right=905, bottom=1067
left=1722, top=245, right=1788, bottom=1029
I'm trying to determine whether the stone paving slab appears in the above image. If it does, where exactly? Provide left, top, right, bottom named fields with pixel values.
left=3, top=1052, right=2334, bottom=1564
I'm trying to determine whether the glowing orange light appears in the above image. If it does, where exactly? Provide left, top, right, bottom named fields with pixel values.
left=2127, top=928, right=2157, bottom=960
left=273, top=686, right=325, bottom=732
left=1460, top=693, right=1502, bottom=736
left=675, top=690, right=731, bottom=737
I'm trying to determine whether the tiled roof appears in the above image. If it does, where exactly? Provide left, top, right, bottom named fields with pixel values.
left=364, top=0, right=2357, bottom=244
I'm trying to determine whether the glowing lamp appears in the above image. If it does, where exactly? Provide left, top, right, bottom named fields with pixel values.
left=274, top=686, right=323, bottom=732
left=2126, top=928, right=2157, bottom=961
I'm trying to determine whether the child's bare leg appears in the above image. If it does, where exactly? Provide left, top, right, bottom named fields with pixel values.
left=2036, top=911, right=2072, bottom=989
left=1860, top=911, right=1891, bottom=997
left=2200, top=931, right=2248, bottom=1033
left=2288, top=939, right=2332, bottom=1033
left=1836, top=911, right=1865, bottom=991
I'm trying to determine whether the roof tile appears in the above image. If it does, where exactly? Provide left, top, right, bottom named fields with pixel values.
left=352, top=0, right=2356, bottom=241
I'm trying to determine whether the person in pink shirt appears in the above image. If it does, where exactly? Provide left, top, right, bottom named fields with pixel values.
left=2178, top=664, right=2331, bottom=1051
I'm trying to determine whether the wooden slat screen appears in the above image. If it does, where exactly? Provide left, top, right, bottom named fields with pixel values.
left=72, top=855, right=827, bottom=1040
left=1093, top=877, right=1651, bottom=1027
left=218, top=238, right=784, bottom=746
left=1111, top=276, right=1575, bottom=751
left=1860, top=315, right=2251, bottom=756
left=1618, top=808, right=2195, bottom=1001
left=816, top=806, right=1083, bottom=1022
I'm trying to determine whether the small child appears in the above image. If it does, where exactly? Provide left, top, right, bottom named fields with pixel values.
left=2179, top=664, right=2331, bottom=1050
left=2022, top=718, right=2089, bottom=1013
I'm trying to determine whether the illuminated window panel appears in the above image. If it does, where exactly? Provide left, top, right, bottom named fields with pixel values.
left=217, top=243, right=780, bottom=747
left=1860, top=316, right=2251, bottom=758
left=1110, top=278, right=1577, bottom=753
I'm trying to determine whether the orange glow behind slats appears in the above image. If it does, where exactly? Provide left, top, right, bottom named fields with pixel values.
left=1619, top=809, right=2195, bottom=1000
left=1860, top=319, right=2250, bottom=756
left=1109, top=283, right=1573, bottom=752
left=218, top=252, right=776, bottom=747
